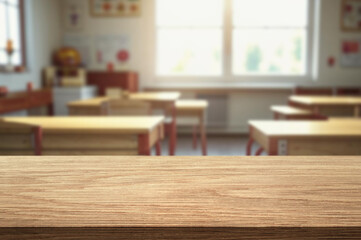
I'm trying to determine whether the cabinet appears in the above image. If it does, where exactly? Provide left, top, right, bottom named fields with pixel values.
left=87, top=71, right=138, bottom=96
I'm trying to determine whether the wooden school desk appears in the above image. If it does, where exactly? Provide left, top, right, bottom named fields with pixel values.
left=1, top=156, right=361, bottom=239
left=68, top=92, right=181, bottom=155
left=247, top=120, right=361, bottom=156
left=176, top=100, right=208, bottom=155
left=289, top=96, right=361, bottom=117
left=129, top=92, right=181, bottom=156
left=0, top=117, right=164, bottom=156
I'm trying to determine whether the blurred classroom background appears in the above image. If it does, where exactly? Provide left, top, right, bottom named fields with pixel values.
left=0, top=0, right=361, bottom=156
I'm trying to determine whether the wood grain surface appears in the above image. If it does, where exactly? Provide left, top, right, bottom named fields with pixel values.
left=1, top=156, right=361, bottom=239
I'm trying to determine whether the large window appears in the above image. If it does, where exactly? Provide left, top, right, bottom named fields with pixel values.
left=156, top=0, right=223, bottom=76
left=0, top=0, right=25, bottom=67
left=156, top=0, right=311, bottom=78
left=232, top=0, right=309, bottom=75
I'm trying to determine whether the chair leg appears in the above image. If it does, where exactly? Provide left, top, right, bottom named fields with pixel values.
left=200, top=124, right=207, bottom=156
left=255, top=147, right=264, bottom=156
left=246, top=139, right=254, bottom=156
left=156, top=141, right=162, bottom=156
left=193, top=125, right=198, bottom=150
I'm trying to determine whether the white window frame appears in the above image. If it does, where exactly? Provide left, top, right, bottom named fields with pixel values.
left=153, top=0, right=316, bottom=84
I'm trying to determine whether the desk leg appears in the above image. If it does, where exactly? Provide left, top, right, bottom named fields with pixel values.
left=33, top=127, right=43, bottom=156
left=247, top=126, right=254, bottom=156
left=156, top=126, right=162, bottom=156
left=246, top=139, right=254, bottom=156
left=193, top=125, right=198, bottom=150
left=47, top=104, right=54, bottom=116
left=169, top=104, right=177, bottom=156
left=274, top=113, right=280, bottom=120
left=354, top=106, right=360, bottom=118
left=255, top=147, right=264, bottom=156
left=138, top=134, right=150, bottom=156
left=200, top=116, right=207, bottom=156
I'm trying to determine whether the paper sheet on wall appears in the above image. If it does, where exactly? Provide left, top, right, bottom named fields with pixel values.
left=341, top=39, right=361, bottom=68
left=94, top=35, right=131, bottom=67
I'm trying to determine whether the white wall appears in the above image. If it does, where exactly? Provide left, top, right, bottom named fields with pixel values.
left=0, top=0, right=61, bottom=92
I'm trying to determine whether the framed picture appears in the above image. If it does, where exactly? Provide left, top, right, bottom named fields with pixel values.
left=341, top=0, right=361, bottom=32
left=90, top=0, right=141, bottom=17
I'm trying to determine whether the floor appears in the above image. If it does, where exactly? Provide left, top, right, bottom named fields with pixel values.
left=155, top=135, right=263, bottom=156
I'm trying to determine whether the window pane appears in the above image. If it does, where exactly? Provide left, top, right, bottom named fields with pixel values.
left=0, top=50, right=7, bottom=65
left=10, top=50, right=21, bottom=65
left=0, top=2, right=7, bottom=48
left=8, top=5, right=21, bottom=50
left=7, top=0, right=19, bottom=6
left=157, top=29, right=222, bottom=75
left=233, top=0, right=308, bottom=27
left=233, top=29, right=306, bottom=75
left=157, top=0, right=223, bottom=27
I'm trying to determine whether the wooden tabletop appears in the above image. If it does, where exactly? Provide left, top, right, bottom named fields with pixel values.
left=290, top=96, right=361, bottom=106
left=129, top=92, right=181, bottom=102
left=68, top=97, right=109, bottom=107
left=68, top=92, right=181, bottom=107
left=249, top=120, right=361, bottom=137
left=176, top=100, right=208, bottom=110
left=0, top=156, right=361, bottom=229
left=1, top=117, right=164, bottom=134
left=271, top=105, right=312, bottom=115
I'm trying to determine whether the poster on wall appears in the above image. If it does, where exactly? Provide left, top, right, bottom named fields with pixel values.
left=64, top=0, right=85, bottom=31
left=341, top=0, right=361, bottom=31
left=341, top=39, right=361, bottom=67
left=64, top=35, right=92, bottom=67
left=94, top=35, right=131, bottom=69
left=90, top=0, right=141, bottom=17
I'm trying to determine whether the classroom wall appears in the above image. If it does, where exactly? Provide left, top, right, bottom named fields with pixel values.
left=59, top=0, right=361, bottom=87
left=59, top=0, right=361, bottom=132
left=0, top=0, right=61, bottom=92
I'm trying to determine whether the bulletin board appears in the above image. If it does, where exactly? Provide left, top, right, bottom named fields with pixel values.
left=341, top=39, right=361, bottom=67
left=94, top=35, right=131, bottom=66
left=90, top=0, right=141, bottom=17
left=341, top=0, right=361, bottom=32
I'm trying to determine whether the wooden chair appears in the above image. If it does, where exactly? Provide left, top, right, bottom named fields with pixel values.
left=106, top=99, right=151, bottom=116
left=293, top=86, right=334, bottom=96
left=176, top=100, right=208, bottom=156
left=336, top=87, right=361, bottom=96
left=0, top=121, right=42, bottom=155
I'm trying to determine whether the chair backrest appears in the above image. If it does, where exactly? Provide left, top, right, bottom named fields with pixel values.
left=293, top=87, right=333, bottom=96
left=106, top=99, right=151, bottom=116
left=0, top=121, right=42, bottom=155
left=336, top=87, right=361, bottom=96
